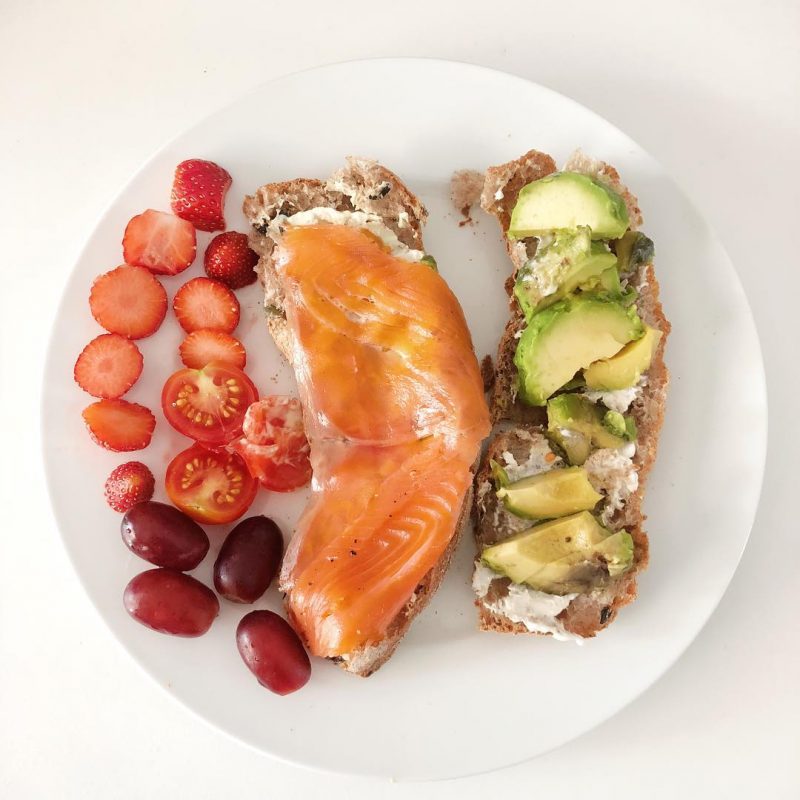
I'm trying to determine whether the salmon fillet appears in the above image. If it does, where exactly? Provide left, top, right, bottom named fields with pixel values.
left=275, top=224, right=489, bottom=658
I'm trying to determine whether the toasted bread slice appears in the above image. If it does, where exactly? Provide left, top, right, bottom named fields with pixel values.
left=474, top=149, right=670, bottom=637
left=243, top=159, right=477, bottom=675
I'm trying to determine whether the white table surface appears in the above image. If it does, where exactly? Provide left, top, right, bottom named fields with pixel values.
left=2, top=0, right=798, bottom=796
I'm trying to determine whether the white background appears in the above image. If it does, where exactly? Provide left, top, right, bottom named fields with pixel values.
left=1, top=0, right=798, bottom=796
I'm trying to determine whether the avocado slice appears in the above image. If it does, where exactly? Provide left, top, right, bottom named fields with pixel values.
left=533, top=530, right=634, bottom=593
left=509, top=172, right=630, bottom=240
left=559, top=375, right=586, bottom=392
left=481, top=512, right=609, bottom=583
left=614, top=230, right=654, bottom=274
left=603, top=410, right=627, bottom=439
left=583, top=264, right=621, bottom=296
left=514, top=228, right=618, bottom=318
left=603, top=410, right=637, bottom=441
left=420, top=254, right=438, bottom=271
left=490, top=459, right=510, bottom=488
left=514, top=294, right=644, bottom=406
left=496, top=466, right=602, bottom=519
left=593, top=532, right=635, bottom=577
left=549, top=428, right=592, bottom=466
left=480, top=511, right=634, bottom=594
left=547, top=394, right=630, bottom=463
left=584, top=324, right=663, bottom=390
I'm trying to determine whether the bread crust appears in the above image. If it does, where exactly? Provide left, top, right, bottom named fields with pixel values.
left=474, top=150, right=670, bottom=638
left=243, top=159, right=476, bottom=676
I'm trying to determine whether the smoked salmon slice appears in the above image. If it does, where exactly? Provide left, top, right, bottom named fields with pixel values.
left=275, top=223, right=489, bottom=659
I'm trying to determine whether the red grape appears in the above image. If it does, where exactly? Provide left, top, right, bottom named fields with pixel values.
left=236, top=611, right=310, bottom=695
left=121, top=501, right=209, bottom=570
left=124, top=568, right=219, bottom=637
left=213, top=516, right=283, bottom=603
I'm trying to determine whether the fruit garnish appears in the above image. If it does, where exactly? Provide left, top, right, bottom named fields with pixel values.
left=213, top=516, right=283, bottom=603
left=165, top=443, right=258, bottom=525
left=161, top=363, right=258, bottom=446
left=122, top=209, right=196, bottom=276
left=89, top=265, right=168, bottom=339
left=229, top=397, right=312, bottom=492
left=74, top=334, right=143, bottom=398
left=178, top=330, right=246, bottom=370
left=173, top=277, right=240, bottom=334
left=170, top=159, right=232, bottom=232
left=236, top=611, right=311, bottom=695
left=124, top=569, right=219, bottom=636
left=204, top=231, right=258, bottom=289
left=121, top=501, right=209, bottom=569
left=104, top=461, right=155, bottom=512
left=83, top=399, right=156, bottom=452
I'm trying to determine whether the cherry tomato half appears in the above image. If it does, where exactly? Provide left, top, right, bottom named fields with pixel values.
left=166, top=443, right=258, bottom=524
left=229, top=397, right=312, bottom=492
left=161, top=363, right=258, bottom=446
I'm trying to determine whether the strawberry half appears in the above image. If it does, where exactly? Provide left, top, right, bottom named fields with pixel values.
left=204, top=231, right=258, bottom=289
left=74, top=334, right=144, bottom=398
left=171, top=159, right=232, bottom=232
left=104, top=461, right=155, bottom=512
left=123, top=209, right=197, bottom=276
left=89, top=265, right=168, bottom=339
left=179, top=330, right=247, bottom=370
left=82, top=399, right=156, bottom=452
left=173, top=277, right=240, bottom=333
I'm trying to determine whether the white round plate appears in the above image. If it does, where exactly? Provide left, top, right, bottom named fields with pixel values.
left=42, top=59, right=766, bottom=781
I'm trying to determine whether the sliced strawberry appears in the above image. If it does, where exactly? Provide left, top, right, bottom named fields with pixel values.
left=89, top=265, right=168, bottom=339
left=173, top=277, right=240, bottom=333
left=123, top=209, right=197, bottom=276
left=74, top=334, right=143, bottom=398
left=171, top=159, right=232, bottom=232
left=104, top=461, right=155, bottom=512
left=179, top=330, right=247, bottom=370
left=82, top=399, right=156, bottom=452
left=204, top=231, right=258, bottom=289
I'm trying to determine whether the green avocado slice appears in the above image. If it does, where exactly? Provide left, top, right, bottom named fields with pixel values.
left=514, top=294, right=644, bottom=406
left=496, top=467, right=602, bottom=519
left=514, top=228, right=618, bottom=318
left=481, top=511, right=634, bottom=594
left=509, top=172, right=629, bottom=240
left=584, top=324, right=662, bottom=390
left=546, top=394, right=633, bottom=464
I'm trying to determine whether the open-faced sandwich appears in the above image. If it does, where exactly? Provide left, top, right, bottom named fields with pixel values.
left=473, top=149, right=670, bottom=640
left=243, top=159, right=490, bottom=675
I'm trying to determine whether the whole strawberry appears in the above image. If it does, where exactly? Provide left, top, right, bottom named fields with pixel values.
left=171, top=159, right=232, bottom=232
left=104, top=461, right=155, bottom=513
left=204, top=232, right=259, bottom=289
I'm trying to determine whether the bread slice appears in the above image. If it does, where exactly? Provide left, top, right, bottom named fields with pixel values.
left=474, top=149, right=670, bottom=638
left=243, top=158, right=477, bottom=676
